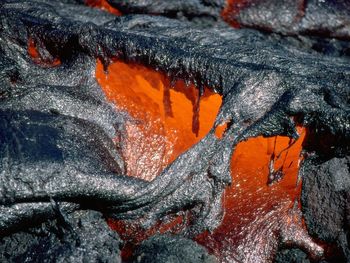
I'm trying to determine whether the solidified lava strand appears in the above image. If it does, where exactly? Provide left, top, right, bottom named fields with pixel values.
left=85, top=0, right=121, bottom=16
left=95, top=59, right=222, bottom=180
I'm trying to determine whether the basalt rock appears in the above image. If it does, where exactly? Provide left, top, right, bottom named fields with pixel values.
left=301, top=157, right=350, bottom=262
left=223, top=0, right=350, bottom=40
left=131, top=234, right=217, bottom=263
left=0, top=210, right=122, bottom=263
left=107, top=0, right=225, bottom=25
left=0, top=0, right=349, bottom=262
left=274, top=248, right=310, bottom=263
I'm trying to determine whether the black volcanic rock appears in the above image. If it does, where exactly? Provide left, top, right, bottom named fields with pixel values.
left=131, top=234, right=216, bottom=263
left=224, top=0, right=350, bottom=40
left=107, top=0, right=224, bottom=24
left=0, top=210, right=122, bottom=263
left=301, top=157, right=350, bottom=261
left=274, top=248, right=310, bottom=263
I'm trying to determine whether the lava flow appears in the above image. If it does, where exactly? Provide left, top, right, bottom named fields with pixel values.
left=95, top=60, right=322, bottom=262
left=196, top=130, right=323, bottom=262
left=95, top=59, right=222, bottom=180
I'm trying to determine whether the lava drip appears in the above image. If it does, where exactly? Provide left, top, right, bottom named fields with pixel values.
left=95, top=59, right=322, bottom=262
left=95, top=59, right=222, bottom=181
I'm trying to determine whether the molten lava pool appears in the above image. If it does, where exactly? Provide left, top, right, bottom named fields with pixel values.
left=95, top=59, right=222, bottom=180
left=95, top=60, right=322, bottom=262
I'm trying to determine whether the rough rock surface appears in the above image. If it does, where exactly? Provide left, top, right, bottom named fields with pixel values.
left=0, top=0, right=349, bottom=262
left=108, top=0, right=224, bottom=24
left=301, top=157, right=350, bottom=262
left=131, top=234, right=217, bottom=263
left=223, top=0, right=350, bottom=40
left=274, top=248, right=310, bottom=263
left=0, top=210, right=122, bottom=262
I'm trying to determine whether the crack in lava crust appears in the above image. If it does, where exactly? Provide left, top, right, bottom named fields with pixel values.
left=197, top=130, right=324, bottom=262
left=85, top=0, right=122, bottom=16
left=95, top=59, right=222, bottom=180
left=95, top=60, right=323, bottom=262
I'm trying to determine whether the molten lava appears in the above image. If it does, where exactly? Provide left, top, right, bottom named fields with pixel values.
left=85, top=0, right=121, bottom=16
left=95, top=60, right=321, bottom=262
left=222, top=0, right=251, bottom=28
left=197, top=130, right=322, bottom=262
left=28, top=37, right=61, bottom=67
left=95, top=59, right=222, bottom=180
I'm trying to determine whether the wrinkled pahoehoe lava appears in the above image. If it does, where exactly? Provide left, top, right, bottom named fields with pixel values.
left=0, top=0, right=349, bottom=262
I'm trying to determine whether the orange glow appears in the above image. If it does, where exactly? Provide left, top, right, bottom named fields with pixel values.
left=222, top=0, right=250, bottom=28
left=97, top=59, right=222, bottom=260
left=195, top=128, right=322, bottom=262
left=95, top=59, right=222, bottom=180
left=28, top=38, right=40, bottom=59
left=95, top=59, right=319, bottom=262
left=215, top=122, right=228, bottom=139
left=28, top=38, right=61, bottom=67
left=108, top=214, right=186, bottom=260
left=85, top=0, right=121, bottom=16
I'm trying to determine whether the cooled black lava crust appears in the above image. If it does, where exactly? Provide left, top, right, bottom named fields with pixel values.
left=0, top=0, right=349, bottom=262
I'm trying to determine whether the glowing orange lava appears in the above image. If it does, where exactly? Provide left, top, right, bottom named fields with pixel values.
left=28, top=37, right=61, bottom=67
left=85, top=0, right=121, bottom=16
left=196, top=129, right=322, bottom=262
left=222, top=0, right=251, bottom=28
left=95, top=59, right=222, bottom=180
left=95, top=59, right=321, bottom=262
left=215, top=122, right=228, bottom=139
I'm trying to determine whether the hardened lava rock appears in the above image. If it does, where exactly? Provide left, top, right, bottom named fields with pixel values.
left=107, top=0, right=225, bottom=24
left=131, top=234, right=217, bottom=263
left=223, top=0, right=350, bottom=40
left=274, top=249, right=310, bottom=263
left=0, top=210, right=122, bottom=263
left=301, top=157, right=350, bottom=261
left=0, top=0, right=349, bottom=262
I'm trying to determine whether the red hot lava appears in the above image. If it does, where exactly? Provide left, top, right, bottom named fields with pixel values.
left=85, top=0, right=121, bottom=16
left=221, top=0, right=251, bottom=28
left=95, top=60, right=323, bottom=262
left=95, top=59, right=221, bottom=180
left=28, top=37, right=61, bottom=67
left=196, top=131, right=323, bottom=262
